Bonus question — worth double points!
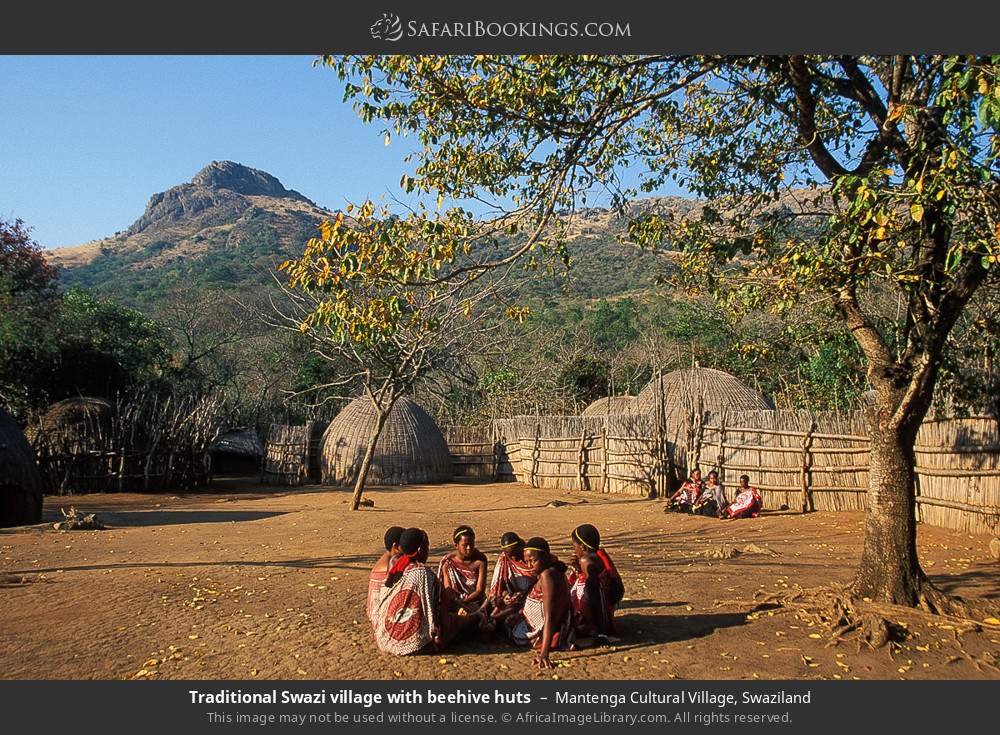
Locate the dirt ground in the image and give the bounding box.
[1,479,997,681]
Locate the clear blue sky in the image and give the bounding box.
[1,56,683,249]
[0,56,421,248]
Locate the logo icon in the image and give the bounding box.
[370,13,403,41]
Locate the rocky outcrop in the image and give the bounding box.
[191,160,312,201]
[125,161,315,237]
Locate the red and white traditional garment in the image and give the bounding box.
[437,553,484,601]
[489,552,536,601]
[676,480,703,506]
[726,486,763,518]
[568,549,624,635]
[508,577,573,650]
[371,562,438,656]
[366,569,387,623]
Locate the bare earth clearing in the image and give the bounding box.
[1,481,997,680]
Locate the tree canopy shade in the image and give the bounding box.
[328,55,1000,618]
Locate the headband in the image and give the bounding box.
[500,540,520,549]
[454,527,473,541]
[573,528,597,550]
[523,546,547,553]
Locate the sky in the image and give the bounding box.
[0,56,426,248]
[1,55,688,250]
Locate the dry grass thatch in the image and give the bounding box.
[0,408,44,527]
[580,395,637,417]
[319,397,452,486]
[33,397,114,452]
[209,428,263,458]
[636,367,774,415]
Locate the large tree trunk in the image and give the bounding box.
[853,421,924,605]
[350,404,392,511]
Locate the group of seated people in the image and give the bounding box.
[666,469,763,519]
[367,523,624,669]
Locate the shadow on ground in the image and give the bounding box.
[39,509,287,527]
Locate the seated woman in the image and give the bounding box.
[435,525,492,644]
[371,527,439,655]
[489,532,535,602]
[507,537,573,670]
[724,474,763,519]
[488,532,537,627]
[666,468,703,513]
[367,525,404,622]
[693,471,727,517]
[568,523,625,643]
[438,525,488,614]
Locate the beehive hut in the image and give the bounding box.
[636,367,773,437]
[33,397,114,453]
[320,397,452,485]
[0,409,44,527]
[208,428,264,475]
[581,395,637,417]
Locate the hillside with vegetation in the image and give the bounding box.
[30,161,996,426]
[50,161,680,305]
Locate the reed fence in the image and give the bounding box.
[260,422,327,485]
[30,394,223,494]
[444,413,675,497]
[443,410,1000,536]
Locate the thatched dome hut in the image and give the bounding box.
[208,428,264,475]
[581,395,637,417]
[636,367,773,424]
[320,397,452,486]
[0,409,44,527]
[33,397,114,452]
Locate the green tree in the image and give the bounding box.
[50,288,169,400]
[277,207,511,509]
[0,218,59,413]
[585,298,640,351]
[328,55,1000,618]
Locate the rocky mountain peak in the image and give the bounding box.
[121,161,320,238]
[191,161,311,203]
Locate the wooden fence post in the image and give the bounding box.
[717,414,727,482]
[801,419,816,513]
[691,412,706,473]
[600,423,609,493]
[685,407,697,475]
[491,422,501,483]
[577,429,587,492]
[530,424,540,488]
[116,448,126,492]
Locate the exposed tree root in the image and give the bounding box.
[755,581,1000,654]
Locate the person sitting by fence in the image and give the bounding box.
[371,527,439,655]
[666,468,704,513]
[693,470,728,517]
[568,524,625,644]
[507,537,573,670]
[367,525,404,622]
[724,475,764,519]
[488,532,536,622]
